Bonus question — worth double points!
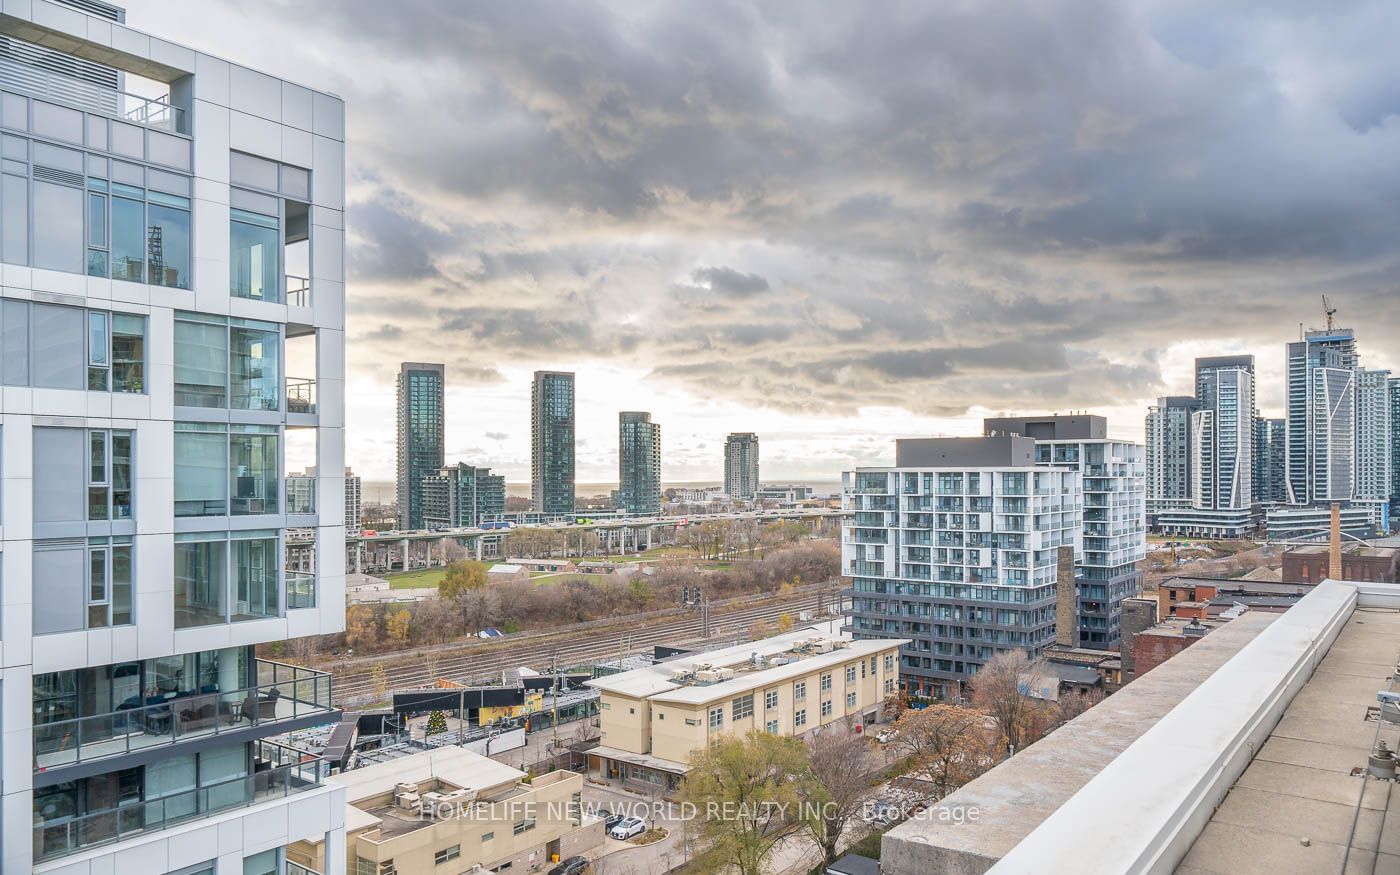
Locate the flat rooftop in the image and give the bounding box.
[587,624,905,703]
[333,745,523,807]
[1176,606,1400,873]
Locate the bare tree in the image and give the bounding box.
[969,652,1050,754]
[801,725,876,866]
[889,704,998,799]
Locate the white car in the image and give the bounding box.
[609,816,647,840]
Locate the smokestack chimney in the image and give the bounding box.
[1055,545,1077,648]
[1329,502,1342,580]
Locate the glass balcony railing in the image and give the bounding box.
[33,660,334,770]
[33,740,322,863]
[285,476,317,514]
[286,275,311,308]
[286,378,317,414]
[286,571,316,609]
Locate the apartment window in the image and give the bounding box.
[794,681,806,702]
[885,678,896,694]
[481,832,494,842]
[884,654,895,673]
[33,536,133,633]
[846,666,857,685]
[846,692,857,709]
[732,694,754,721]
[34,427,133,525]
[766,720,779,734]
[708,706,724,728]
[355,860,375,875]
[821,700,833,718]
[765,690,778,710]
[512,818,536,835]
[794,709,807,728]
[2,301,145,392]
[174,313,281,410]
[76,165,193,288]
[820,673,832,693]
[174,530,279,627]
[685,718,700,726]
[174,423,279,516]
[243,849,278,875]
[434,845,460,865]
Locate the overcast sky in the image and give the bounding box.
[126,1,1400,485]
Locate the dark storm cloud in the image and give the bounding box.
[219,0,1400,415]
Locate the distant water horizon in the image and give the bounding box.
[359,479,843,504]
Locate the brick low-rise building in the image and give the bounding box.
[1281,544,1399,584]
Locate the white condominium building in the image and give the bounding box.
[842,435,1081,700]
[0,1,348,872]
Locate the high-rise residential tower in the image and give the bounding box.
[1145,396,1201,517]
[618,411,662,514]
[531,370,575,514]
[1391,377,1400,511]
[1356,369,1393,521]
[1285,328,1357,505]
[983,415,1146,650]
[843,436,1080,699]
[1150,357,1258,538]
[345,466,363,531]
[1253,417,1287,504]
[724,432,760,500]
[395,362,445,530]
[4,2,348,870]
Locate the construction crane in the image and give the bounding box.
[1322,295,1338,331]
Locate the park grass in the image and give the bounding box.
[385,568,448,590]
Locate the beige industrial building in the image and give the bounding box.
[289,747,603,874]
[586,627,907,793]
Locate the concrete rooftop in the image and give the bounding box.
[881,612,1278,874]
[1176,606,1400,874]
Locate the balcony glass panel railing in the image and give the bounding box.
[286,378,317,414]
[286,571,316,609]
[33,660,333,770]
[0,55,187,134]
[33,740,322,863]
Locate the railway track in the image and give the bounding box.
[329,583,837,705]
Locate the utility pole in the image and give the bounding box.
[702,596,710,637]
[550,651,560,759]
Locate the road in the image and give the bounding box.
[326,581,839,704]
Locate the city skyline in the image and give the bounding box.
[116,1,1400,486]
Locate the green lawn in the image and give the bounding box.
[385,568,448,590]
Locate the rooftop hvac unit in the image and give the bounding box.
[394,791,420,811]
[809,639,836,654]
[420,791,449,813]
[671,668,696,682]
[395,781,420,796]
[767,656,790,666]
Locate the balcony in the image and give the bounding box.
[33,660,334,771]
[287,274,312,308]
[287,377,318,415]
[33,740,322,863]
[0,52,187,133]
[287,570,317,609]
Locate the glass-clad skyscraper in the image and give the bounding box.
[532,370,576,514]
[619,411,662,514]
[396,362,445,529]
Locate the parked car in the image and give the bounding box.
[547,857,592,875]
[609,816,647,840]
[598,810,625,832]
